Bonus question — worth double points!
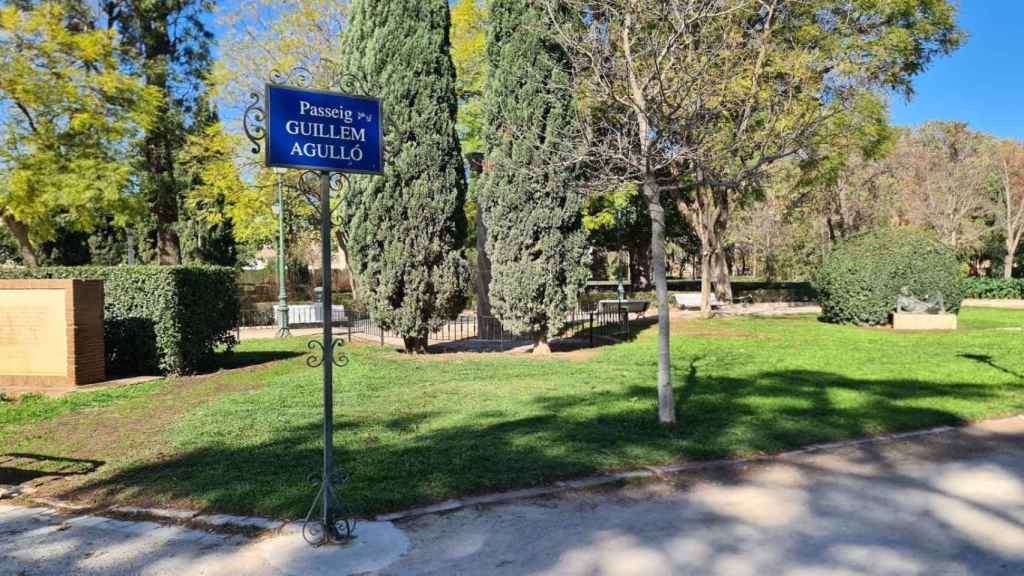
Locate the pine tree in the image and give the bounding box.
[341,0,469,353]
[106,0,214,265]
[479,0,590,353]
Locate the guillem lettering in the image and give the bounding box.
[285,120,366,142]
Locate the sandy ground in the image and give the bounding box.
[2,417,1023,575]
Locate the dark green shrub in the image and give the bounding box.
[961,277,1024,299]
[0,266,239,375]
[813,229,962,325]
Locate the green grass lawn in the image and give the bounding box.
[2,308,1023,518]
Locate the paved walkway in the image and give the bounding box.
[2,418,1023,575]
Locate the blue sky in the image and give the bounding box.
[209,2,1021,141]
[889,1,1024,140]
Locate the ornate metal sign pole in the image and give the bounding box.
[245,67,384,546]
[316,170,337,537]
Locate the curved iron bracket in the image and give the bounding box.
[306,338,349,369]
[271,66,316,89]
[294,171,350,220]
[243,92,266,154]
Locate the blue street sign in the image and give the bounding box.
[265,84,383,174]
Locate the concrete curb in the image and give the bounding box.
[21,499,287,536]
[17,415,1024,529]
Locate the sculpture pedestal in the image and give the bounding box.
[893,313,958,331]
[0,279,105,397]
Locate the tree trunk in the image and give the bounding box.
[1006,245,1016,279]
[709,192,732,304]
[403,335,427,354]
[677,184,725,318]
[476,212,492,323]
[334,228,360,304]
[136,13,181,266]
[711,247,733,303]
[643,177,674,425]
[628,241,650,289]
[700,244,713,318]
[532,333,551,355]
[3,214,37,266]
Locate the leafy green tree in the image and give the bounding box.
[479,0,590,353]
[177,121,244,266]
[451,0,487,155]
[795,92,896,244]
[545,0,962,424]
[214,0,347,271]
[341,0,469,353]
[213,0,348,114]
[0,2,158,266]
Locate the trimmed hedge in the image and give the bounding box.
[0,266,239,375]
[814,229,962,326]
[961,277,1024,299]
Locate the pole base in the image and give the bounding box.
[302,479,356,547]
[277,307,291,338]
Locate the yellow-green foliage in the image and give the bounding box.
[451,0,487,153]
[0,3,159,242]
[179,123,279,247]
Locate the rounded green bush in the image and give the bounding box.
[814,228,963,325]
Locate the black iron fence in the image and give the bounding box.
[237,303,639,351]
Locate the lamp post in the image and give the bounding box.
[616,204,626,302]
[273,168,291,338]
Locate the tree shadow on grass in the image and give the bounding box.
[0,454,103,485]
[211,349,305,372]
[959,353,1024,380]
[55,365,1008,519]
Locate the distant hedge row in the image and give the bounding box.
[961,277,1024,300]
[0,266,239,375]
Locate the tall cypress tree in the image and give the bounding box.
[342,0,469,353]
[479,0,590,353]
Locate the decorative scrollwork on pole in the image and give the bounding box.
[270,66,315,89]
[243,92,266,154]
[244,67,318,155]
[295,170,349,219]
[302,480,356,547]
[305,339,349,369]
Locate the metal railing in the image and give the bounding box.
[238,307,348,329]
[237,303,640,350]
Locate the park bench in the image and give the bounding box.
[674,292,722,310]
[596,299,651,317]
